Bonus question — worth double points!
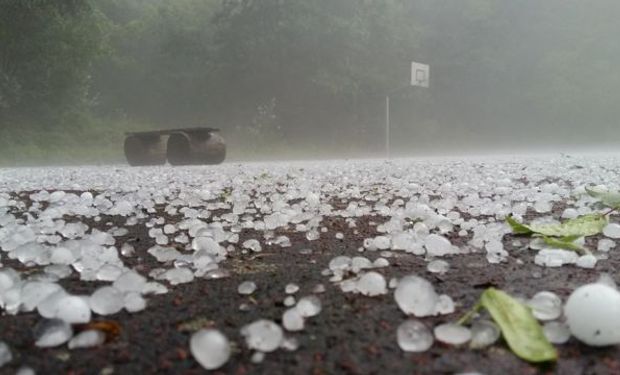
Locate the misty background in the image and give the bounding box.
[1,0,619,165]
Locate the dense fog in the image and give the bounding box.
[1,0,619,164]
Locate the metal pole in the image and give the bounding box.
[385,95,390,159]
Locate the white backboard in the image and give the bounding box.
[411,61,430,88]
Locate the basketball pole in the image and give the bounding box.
[385,95,390,159]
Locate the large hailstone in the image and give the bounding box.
[190,329,231,370]
[394,275,438,317]
[564,283,620,346]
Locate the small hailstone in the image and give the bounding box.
[373,258,389,268]
[37,290,67,318]
[528,291,563,321]
[190,329,231,370]
[251,351,265,363]
[373,236,391,250]
[120,243,135,257]
[356,272,387,296]
[282,308,305,331]
[68,330,106,349]
[388,278,398,289]
[469,320,500,349]
[576,254,597,269]
[0,341,12,367]
[55,295,91,323]
[284,296,296,307]
[597,239,616,252]
[124,292,146,313]
[603,223,620,239]
[397,320,433,352]
[96,264,123,282]
[565,282,620,346]
[543,321,571,344]
[280,336,300,351]
[434,294,455,315]
[351,257,372,272]
[113,271,147,293]
[534,249,578,267]
[425,234,458,257]
[296,296,322,317]
[335,232,344,240]
[434,323,472,345]
[394,275,438,317]
[238,281,257,295]
[329,256,352,272]
[35,319,73,348]
[163,268,195,285]
[427,260,449,274]
[241,320,284,352]
[242,239,262,252]
[312,284,326,294]
[285,283,299,294]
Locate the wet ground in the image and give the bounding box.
[2,198,620,375]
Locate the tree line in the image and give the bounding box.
[1,0,619,163]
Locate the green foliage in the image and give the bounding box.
[479,288,557,363]
[507,214,607,238]
[586,187,620,210]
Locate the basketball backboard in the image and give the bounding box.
[411,61,430,88]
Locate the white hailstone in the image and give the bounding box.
[351,257,373,273]
[373,236,391,250]
[527,291,563,321]
[163,268,194,285]
[238,281,257,295]
[163,224,177,235]
[576,254,597,269]
[35,319,73,348]
[394,275,439,317]
[50,247,75,265]
[36,290,67,318]
[603,223,620,239]
[241,320,284,352]
[296,296,322,317]
[597,239,616,252]
[251,352,265,364]
[561,208,579,219]
[388,278,399,289]
[534,249,578,267]
[96,264,123,282]
[469,320,500,349]
[284,296,296,307]
[339,279,357,293]
[305,230,320,241]
[285,283,299,294]
[312,284,326,294]
[335,232,344,240]
[113,271,147,293]
[90,286,125,315]
[55,295,91,323]
[190,329,231,370]
[68,330,106,349]
[543,321,571,344]
[148,246,181,262]
[373,258,389,268]
[0,341,11,367]
[427,260,449,274]
[434,294,455,315]
[203,269,231,280]
[356,272,387,296]
[534,200,552,213]
[242,239,262,252]
[282,308,305,331]
[120,243,135,257]
[280,337,300,352]
[396,320,434,352]
[124,292,146,313]
[565,283,620,346]
[485,241,508,264]
[142,282,169,295]
[434,323,472,345]
[424,234,456,257]
[193,237,226,256]
[20,281,63,312]
[329,256,352,273]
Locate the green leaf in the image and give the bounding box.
[506,216,533,235]
[480,288,557,363]
[541,236,584,253]
[507,214,607,238]
[585,187,620,209]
